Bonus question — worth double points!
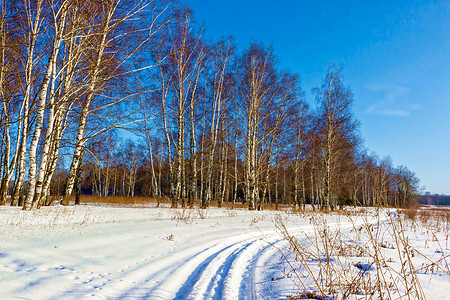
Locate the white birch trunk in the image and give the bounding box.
[62,2,115,205]
[11,0,43,206]
[32,59,59,208]
[62,103,90,205]
[24,4,67,210]
[220,135,228,206]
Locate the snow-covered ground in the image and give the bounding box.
[0,205,448,299]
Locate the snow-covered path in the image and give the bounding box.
[0,206,304,299]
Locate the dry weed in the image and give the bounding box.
[274,208,449,299]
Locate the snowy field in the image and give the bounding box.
[0,205,448,299]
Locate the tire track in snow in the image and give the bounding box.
[147,233,284,299]
[239,238,289,299]
[172,241,253,300]
[221,237,281,300]
[115,223,310,299]
[118,238,261,299]
[109,230,284,299]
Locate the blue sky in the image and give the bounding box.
[183,0,450,195]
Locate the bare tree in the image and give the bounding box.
[139,93,160,198]
[202,38,235,208]
[8,0,44,206]
[237,43,276,209]
[237,43,298,210]
[23,0,71,210]
[61,0,170,206]
[0,0,22,204]
[291,101,310,210]
[314,66,359,210]
[148,6,206,208]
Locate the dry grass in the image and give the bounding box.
[69,195,284,210]
[68,195,171,207]
[170,208,208,223]
[275,207,449,299]
[209,201,248,209]
[402,206,450,228]
[1,205,102,227]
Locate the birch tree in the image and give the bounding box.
[9,0,45,206]
[151,35,175,202]
[23,0,71,210]
[14,0,100,208]
[202,38,235,208]
[139,91,160,198]
[291,101,310,210]
[61,0,170,205]
[150,6,206,208]
[33,0,100,206]
[259,72,299,210]
[0,0,22,204]
[237,43,290,210]
[314,66,359,210]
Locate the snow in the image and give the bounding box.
[0,205,448,299]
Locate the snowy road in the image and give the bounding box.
[0,206,303,299]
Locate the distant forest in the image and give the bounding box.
[0,0,420,211]
[419,194,450,206]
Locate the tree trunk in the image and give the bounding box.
[24,31,64,210]
[25,2,69,210]
[220,139,228,206]
[62,103,90,205]
[74,150,84,205]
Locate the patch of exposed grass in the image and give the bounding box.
[68,195,170,207]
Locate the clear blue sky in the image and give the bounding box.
[183,0,450,195]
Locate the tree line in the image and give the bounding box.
[419,193,450,206]
[0,0,420,211]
